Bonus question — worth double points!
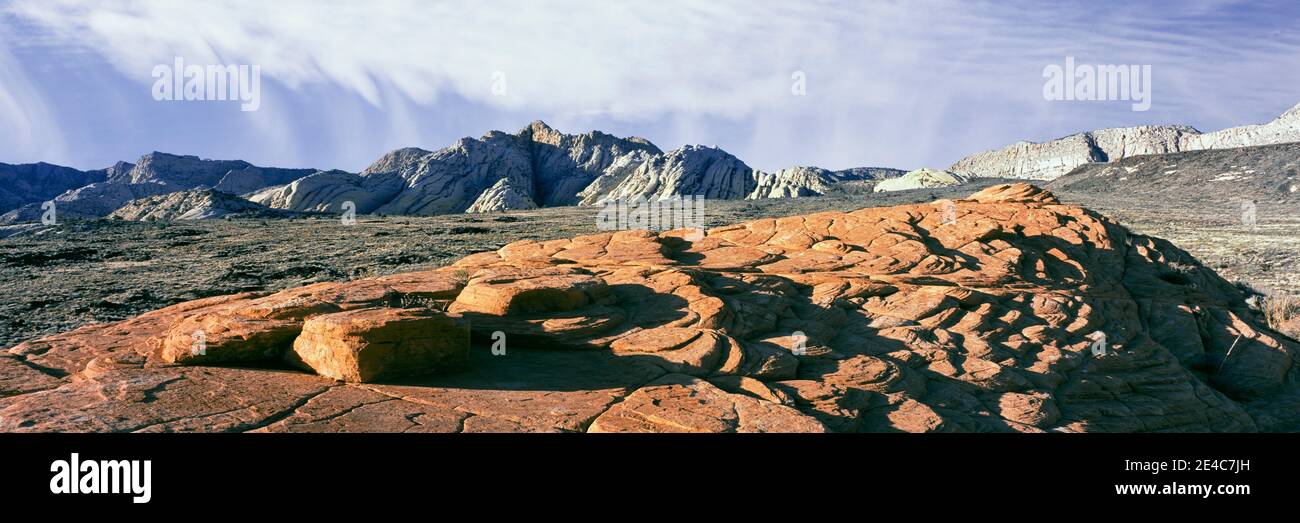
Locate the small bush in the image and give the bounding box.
[1263,292,1300,341]
[451,269,471,286]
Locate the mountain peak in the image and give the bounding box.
[527,119,556,133]
[519,119,564,145]
[139,151,190,161]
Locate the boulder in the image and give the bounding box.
[290,308,470,383]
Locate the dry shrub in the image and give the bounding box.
[1263,292,1300,341]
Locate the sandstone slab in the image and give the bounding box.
[291,308,470,383]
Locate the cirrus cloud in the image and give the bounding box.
[2,0,1298,173]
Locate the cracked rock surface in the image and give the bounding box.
[3,184,1298,432]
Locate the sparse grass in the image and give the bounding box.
[1262,292,1300,340]
[394,295,452,311]
[450,268,471,285]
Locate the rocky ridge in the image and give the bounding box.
[3,184,1296,433]
[0,161,113,214]
[0,152,315,224]
[0,123,906,224]
[951,103,1300,180]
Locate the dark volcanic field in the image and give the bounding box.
[1,177,1296,349]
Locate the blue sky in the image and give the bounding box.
[1,0,1298,173]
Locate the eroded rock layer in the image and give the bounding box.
[3,184,1297,433]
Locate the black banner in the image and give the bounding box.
[0,434,1288,512]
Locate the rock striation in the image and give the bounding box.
[4,184,1297,433]
[951,103,1300,180]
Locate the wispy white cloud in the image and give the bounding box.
[0,27,66,163]
[6,0,851,115]
[2,0,1298,172]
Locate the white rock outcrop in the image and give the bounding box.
[748,166,904,199]
[259,122,903,214]
[108,188,284,221]
[873,168,968,193]
[521,121,662,206]
[591,145,756,204]
[465,178,539,213]
[951,103,1300,180]
[248,170,404,213]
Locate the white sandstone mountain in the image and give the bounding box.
[0,122,903,223]
[873,168,969,192]
[748,166,905,199]
[14,103,1298,224]
[0,161,120,214]
[950,103,1300,180]
[254,121,895,216]
[108,188,291,221]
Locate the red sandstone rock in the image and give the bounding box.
[3,184,1296,432]
[290,308,470,383]
[588,374,826,433]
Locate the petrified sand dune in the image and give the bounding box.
[3,184,1298,433]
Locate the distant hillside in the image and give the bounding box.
[11,102,1299,224]
[951,103,1300,180]
[1048,141,1300,203]
[0,122,908,223]
[0,153,315,224]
